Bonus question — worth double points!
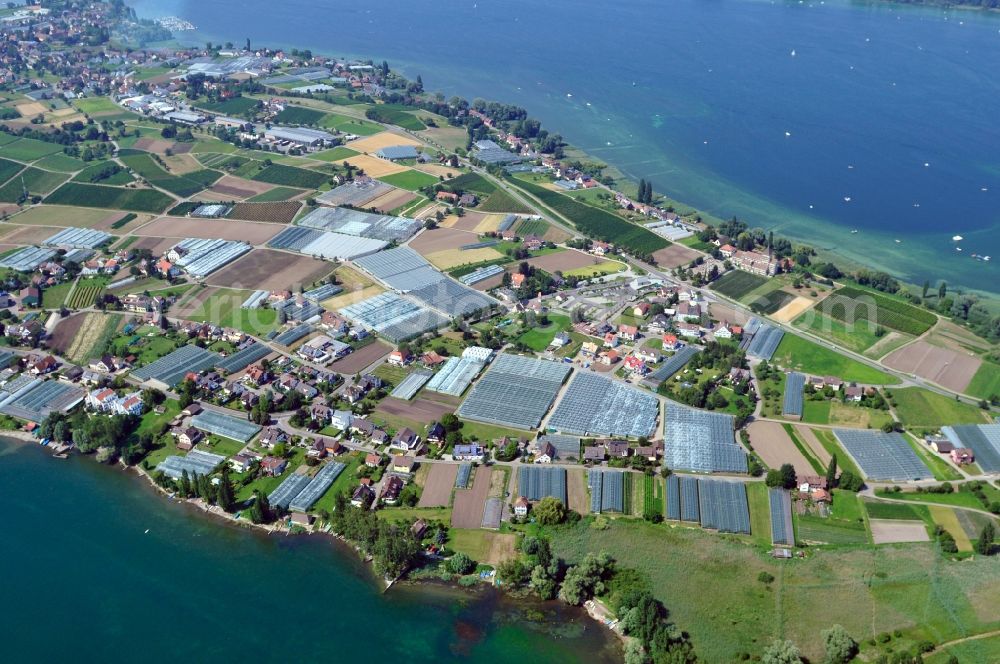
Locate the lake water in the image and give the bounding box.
[129,0,1000,295]
[0,440,619,663]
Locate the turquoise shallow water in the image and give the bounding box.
[0,440,619,663]
[131,0,1000,295]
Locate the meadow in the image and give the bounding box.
[45,183,173,213]
[710,270,768,300]
[886,387,988,428]
[771,334,897,385]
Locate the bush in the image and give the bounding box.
[448,552,476,575]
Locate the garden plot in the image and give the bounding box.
[869,519,930,545]
[417,463,458,508]
[208,175,276,199]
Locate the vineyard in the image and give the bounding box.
[68,282,105,309]
[710,270,768,299]
[476,189,533,213]
[45,183,173,213]
[643,474,664,519]
[821,286,936,335]
[622,472,634,516]
[512,177,668,257]
[251,163,328,189]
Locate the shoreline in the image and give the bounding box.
[8,436,625,650]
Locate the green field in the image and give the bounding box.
[793,311,884,353]
[513,218,548,236]
[184,288,279,335]
[319,113,383,135]
[876,483,1000,511]
[642,474,664,518]
[67,281,107,309]
[73,161,134,185]
[516,314,571,351]
[0,167,68,200]
[445,172,497,195]
[251,163,327,189]
[41,281,73,308]
[32,153,87,173]
[119,150,221,197]
[1,137,64,161]
[772,333,898,384]
[966,361,1000,400]
[72,97,123,116]
[195,96,260,117]
[864,500,930,522]
[45,183,173,213]
[820,286,937,336]
[887,387,988,428]
[274,106,327,125]
[0,157,23,184]
[311,146,359,162]
[377,169,438,191]
[476,189,534,214]
[364,106,426,130]
[710,270,769,299]
[511,176,668,256]
[247,187,303,202]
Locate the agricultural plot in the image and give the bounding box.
[45,183,173,213]
[710,271,769,300]
[1,137,64,161]
[67,281,105,309]
[445,173,496,195]
[364,106,426,130]
[887,387,987,428]
[247,187,302,203]
[73,161,134,186]
[376,169,438,191]
[0,167,67,201]
[793,311,884,353]
[772,333,896,384]
[833,429,933,481]
[512,177,668,256]
[251,163,327,189]
[319,113,383,135]
[476,189,533,214]
[819,286,937,336]
[119,151,221,197]
[0,157,23,184]
[62,313,119,363]
[883,340,981,394]
[417,463,459,508]
[227,201,301,223]
[643,474,664,519]
[274,106,326,125]
[748,290,796,316]
[195,96,260,117]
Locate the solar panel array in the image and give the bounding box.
[0,379,84,421]
[269,473,312,510]
[43,227,112,248]
[662,402,747,473]
[833,429,933,480]
[769,488,793,546]
[425,356,485,396]
[131,344,219,388]
[288,461,346,512]
[390,370,433,400]
[171,238,251,277]
[273,325,312,347]
[455,463,472,488]
[741,318,784,360]
[547,371,658,438]
[353,247,444,291]
[537,434,582,460]
[297,206,422,242]
[459,264,504,285]
[457,354,570,430]
[518,466,567,504]
[156,449,225,480]
[698,480,751,534]
[942,424,1000,472]
[588,470,625,513]
[191,410,262,443]
[216,343,270,374]
[339,292,448,343]
[408,279,497,318]
[0,246,57,271]
[680,476,700,522]
[666,475,681,520]
[646,346,700,383]
[783,372,805,417]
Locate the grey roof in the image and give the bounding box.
[698,479,750,534]
[288,461,346,512]
[390,370,433,400]
[646,346,700,383]
[407,279,497,318]
[156,449,225,480]
[172,238,251,277]
[662,402,747,473]
[680,476,700,521]
[458,264,504,286]
[274,325,312,347]
[741,318,784,360]
[941,424,1000,472]
[0,246,57,271]
[0,379,84,422]
[375,145,419,160]
[298,206,422,242]
[43,227,112,249]
[588,469,625,513]
[191,410,261,443]
[353,246,444,291]
[457,354,570,430]
[216,343,270,374]
[268,226,386,260]
[769,488,793,546]
[131,345,220,388]
[269,473,312,510]
[518,466,567,504]
[315,180,394,207]
[264,126,336,144]
[424,356,484,396]
[339,292,447,343]
[537,434,581,460]
[302,283,344,302]
[455,463,472,488]
[782,372,805,417]
[833,429,933,480]
[547,371,658,438]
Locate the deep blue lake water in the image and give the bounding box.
[132,0,1000,295]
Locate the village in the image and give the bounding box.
[1,4,999,662]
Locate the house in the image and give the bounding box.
[618,324,639,342]
[436,190,459,203]
[729,367,751,383]
[603,332,619,348]
[514,496,530,517]
[90,355,117,373]
[18,287,40,307]
[382,476,404,504]
[244,363,271,386]
[420,351,446,367]
[798,476,828,493]
[590,241,612,257]
[511,273,526,288]
[307,438,327,459]
[811,489,831,504]
[31,355,58,375]
[229,454,253,473]
[844,385,863,402]
[391,427,421,452]
[676,302,701,321]
[387,348,413,366]
[391,455,417,475]
[581,341,599,358]
[606,441,630,458]
[330,409,354,431]
[950,448,975,465]
[522,234,543,251]
[365,453,383,468]
[598,350,619,366]
[182,403,203,417]
[661,333,681,351]
[550,331,571,348]
[411,519,428,540]
[646,314,671,335]
[177,427,203,450]
[426,422,446,445]
[676,322,702,338]
[623,356,648,376]
[351,483,375,507]
[261,456,287,477]
[259,426,287,448]
[713,323,733,339]
[583,446,606,463]
[632,302,651,317]
[927,438,954,454]
[290,512,314,528]
[323,439,344,456]
[634,445,659,462]
[533,441,556,464]
[824,376,844,391]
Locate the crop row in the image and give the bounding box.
[822,290,934,335]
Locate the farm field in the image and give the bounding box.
[195,96,260,117]
[451,467,492,529]
[311,146,359,162]
[1,137,64,161]
[45,182,173,213]
[73,161,134,185]
[274,106,326,125]
[820,286,937,336]
[6,205,120,228]
[251,163,328,189]
[207,249,332,291]
[882,340,981,394]
[0,167,68,200]
[417,463,459,508]
[476,189,533,213]
[247,187,303,203]
[516,314,571,351]
[868,519,931,544]
[526,249,615,275]
[448,529,517,567]
[445,172,496,195]
[135,217,283,244]
[329,340,391,374]
[227,201,301,223]
[180,287,279,334]
[551,518,1000,663]
[60,312,120,363]
[886,387,988,428]
[207,174,275,199]
[363,106,425,130]
[376,169,438,191]
[710,270,769,300]
[966,361,1000,400]
[67,280,107,309]
[650,243,701,269]
[772,334,897,385]
[746,420,817,476]
[319,113,383,135]
[793,311,884,353]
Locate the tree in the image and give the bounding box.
[530,564,559,599]
[939,281,947,300]
[496,558,529,586]
[825,454,838,490]
[761,639,803,664]
[448,552,475,575]
[837,470,863,492]
[533,496,567,525]
[765,464,797,490]
[822,625,858,664]
[559,552,613,605]
[216,467,236,513]
[922,280,930,298]
[976,522,994,555]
